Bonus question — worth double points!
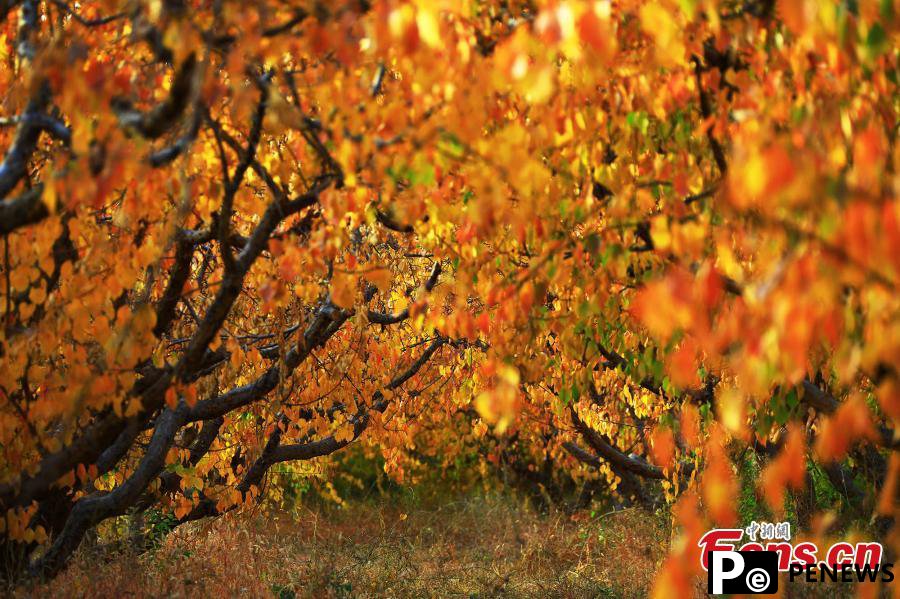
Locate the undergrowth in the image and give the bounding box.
[23,495,669,598]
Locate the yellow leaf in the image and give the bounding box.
[334,423,355,443]
[639,4,684,66]
[716,387,747,439]
[526,66,555,104]
[475,365,520,433]
[43,180,57,212]
[416,6,441,48]
[650,217,671,251]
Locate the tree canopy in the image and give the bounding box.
[0,0,897,591]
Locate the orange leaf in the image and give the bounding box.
[680,403,701,449]
[702,429,738,526]
[650,426,676,471]
[364,267,392,294]
[815,395,877,462]
[330,272,357,309]
[759,424,807,512]
[878,454,900,515]
[165,387,178,409]
[666,337,701,390]
[577,8,615,60]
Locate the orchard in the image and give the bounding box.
[0,0,897,595]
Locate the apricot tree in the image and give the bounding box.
[0,0,897,589]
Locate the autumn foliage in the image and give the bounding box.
[0,0,898,590]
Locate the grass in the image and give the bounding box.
[23,495,670,598]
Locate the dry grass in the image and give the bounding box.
[23,496,670,598]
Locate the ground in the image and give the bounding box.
[22,495,670,598]
[19,494,878,598]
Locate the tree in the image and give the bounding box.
[0,0,896,589]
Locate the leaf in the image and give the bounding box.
[778,0,811,33]
[165,388,178,409]
[878,454,900,515]
[680,403,701,449]
[474,365,520,434]
[702,428,738,526]
[866,23,887,56]
[759,424,806,512]
[334,423,355,444]
[577,7,615,60]
[877,379,900,422]
[649,217,670,251]
[639,4,684,66]
[815,395,878,462]
[330,272,357,309]
[415,6,441,49]
[716,387,747,440]
[364,267,392,294]
[649,426,675,470]
[665,337,700,390]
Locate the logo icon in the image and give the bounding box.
[708,550,779,594]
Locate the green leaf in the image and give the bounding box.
[867,23,888,56]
